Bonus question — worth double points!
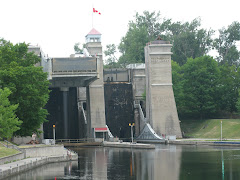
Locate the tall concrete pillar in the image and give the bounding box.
[145,40,182,138]
[85,28,106,138]
[60,87,69,139]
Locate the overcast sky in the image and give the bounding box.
[0,0,240,58]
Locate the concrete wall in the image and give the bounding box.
[0,154,78,180]
[52,57,97,72]
[145,41,182,138]
[22,145,64,158]
[131,68,146,102]
[86,41,107,138]
[0,153,24,165]
[103,69,129,82]
[13,136,39,145]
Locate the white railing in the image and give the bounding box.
[106,125,114,138]
[138,104,147,123]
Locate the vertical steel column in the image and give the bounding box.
[60,87,69,139]
[63,91,68,139]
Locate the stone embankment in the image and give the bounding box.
[0,145,77,179]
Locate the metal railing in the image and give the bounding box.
[134,102,147,123]
[56,138,96,144]
[0,140,23,152]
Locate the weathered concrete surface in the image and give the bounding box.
[0,153,24,165]
[86,40,107,138]
[20,145,65,158]
[102,141,155,149]
[103,68,130,82]
[145,41,182,138]
[13,136,40,145]
[130,67,146,101]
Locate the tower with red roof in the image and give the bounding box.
[85,28,109,139]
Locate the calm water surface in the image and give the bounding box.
[7,144,240,180]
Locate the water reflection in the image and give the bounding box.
[7,145,240,180]
[134,145,182,180]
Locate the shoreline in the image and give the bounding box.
[0,145,77,180]
[2,139,240,179]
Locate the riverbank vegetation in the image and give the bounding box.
[181,119,240,139]
[0,39,50,138]
[0,142,19,158]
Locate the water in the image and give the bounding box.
[7,144,240,180]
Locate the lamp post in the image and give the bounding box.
[53,125,56,145]
[221,121,222,141]
[129,123,135,143]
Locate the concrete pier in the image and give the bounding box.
[102,141,155,149]
[145,40,182,138]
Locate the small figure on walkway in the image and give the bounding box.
[27,133,39,144]
[32,133,37,145]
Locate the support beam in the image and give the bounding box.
[60,87,69,139]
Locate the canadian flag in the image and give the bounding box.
[93,8,101,15]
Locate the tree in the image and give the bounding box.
[181,56,220,119]
[0,39,50,136]
[118,11,214,66]
[74,43,86,54]
[0,88,22,139]
[236,90,240,113]
[171,60,184,116]
[166,18,214,65]
[213,21,240,66]
[118,11,166,66]
[216,64,240,115]
[104,44,120,68]
[118,24,149,66]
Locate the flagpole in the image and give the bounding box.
[92,5,94,28]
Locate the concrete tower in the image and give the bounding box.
[145,39,182,138]
[85,28,107,138]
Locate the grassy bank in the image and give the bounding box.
[180,119,240,139]
[0,142,20,158]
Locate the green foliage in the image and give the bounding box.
[73,43,86,54]
[217,64,240,114]
[213,21,240,66]
[118,11,166,66]
[142,90,146,101]
[236,90,240,113]
[0,39,50,136]
[104,44,121,68]
[181,56,220,119]
[0,88,22,138]
[180,119,240,139]
[118,23,149,66]
[166,18,214,65]
[172,56,240,119]
[171,60,184,113]
[118,11,214,66]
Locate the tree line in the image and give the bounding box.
[105,11,240,67]
[0,39,49,139]
[104,11,240,119]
